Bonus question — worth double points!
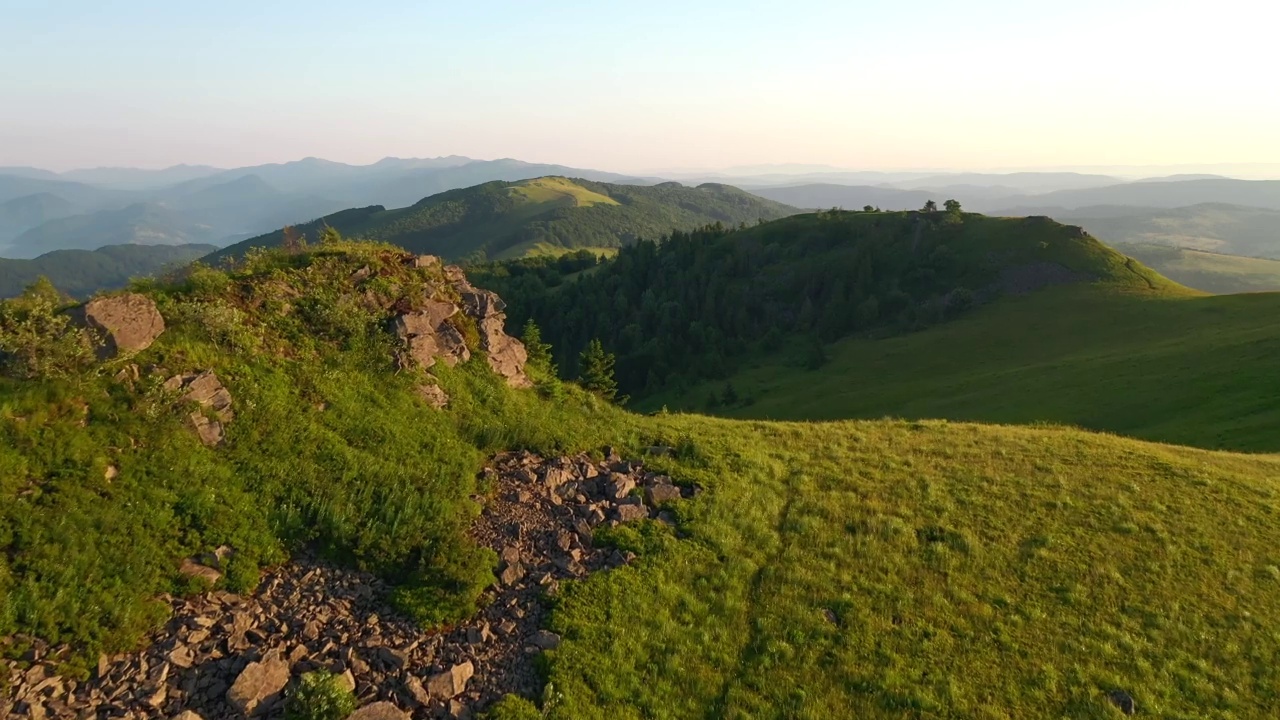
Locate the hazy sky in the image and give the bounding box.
[3,0,1277,173]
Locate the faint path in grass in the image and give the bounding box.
[706,468,803,719]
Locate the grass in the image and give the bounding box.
[1115,242,1280,294]
[508,177,620,207]
[641,282,1280,453]
[544,415,1280,719]
[8,240,1280,717]
[0,242,639,663]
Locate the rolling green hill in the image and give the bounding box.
[640,282,1280,452]
[474,209,1180,400]
[3,241,1280,718]
[0,243,217,299]
[1114,242,1280,293]
[210,177,799,263]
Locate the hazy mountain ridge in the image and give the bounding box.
[0,157,663,259]
[211,176,799,262]
[0,243,216,298]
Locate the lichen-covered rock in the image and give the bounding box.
[448,271,531,388]
[394,301,470,369]
[68,293,165,359]
[164,371,234,446]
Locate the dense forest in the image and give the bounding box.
[470,208,1132,400]
[0,243,217,299]
[211,177,798,263]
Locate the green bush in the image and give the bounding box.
[0,278,93,380]
[285,670,356,720]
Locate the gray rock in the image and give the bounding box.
[394,303,470,369]
[68,293,165,359]
[425,661,473,699]
[179,559,221,586]
[1108,690,1137,715]
[165,371,234,447]
[615,503,648,523]
[404,676,431,706]
[605,474,635,501]
[645,483,682,506]
[347,701,410,720]
[530,630,561,650]
[226,652,290,715]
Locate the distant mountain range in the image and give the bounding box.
[5,158,1280,288]
[0,157,657,258]
[0,243,215,299]
[211,177,798,263]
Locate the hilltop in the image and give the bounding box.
[211,177,799,263]
[474,208,1177,397]
[3,239,1280,718]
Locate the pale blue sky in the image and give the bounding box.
[2,0,1276,172]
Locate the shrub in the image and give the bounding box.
[286,670,356,720]
[0,278,93,380]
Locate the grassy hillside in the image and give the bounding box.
[642,283,1280,452]
[211,177,798,263]
[1115,242,1280,293]
[4,242,1280,717]
[475,209,1176,397]
[546,417,1280,719]
[0,243,217,299]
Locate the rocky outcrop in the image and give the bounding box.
[449,270,531,389]
[388,260,531,388]
[68,293,165,359]
[1,450,695,718]
[164,371,234,446]
[394,300,470,370]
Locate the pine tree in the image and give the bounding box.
[578,338,623,404]
[521,319,553,370]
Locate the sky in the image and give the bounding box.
[2,0,1278,174]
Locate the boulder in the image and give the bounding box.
[605,474,635,501]
[226,652,290,715]
[171,712,205,720]
[179,558,222,586]
[68,293,165,359]
[425,661,473,700]
[410,254,441,269]
[347,701,410,720]
[615,502,648,523]
[530,630,561,650]
[1108,690,1137,716]
[645,483,682,506]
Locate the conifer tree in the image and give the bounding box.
[578,338,623,403]
[521,319,554,370]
